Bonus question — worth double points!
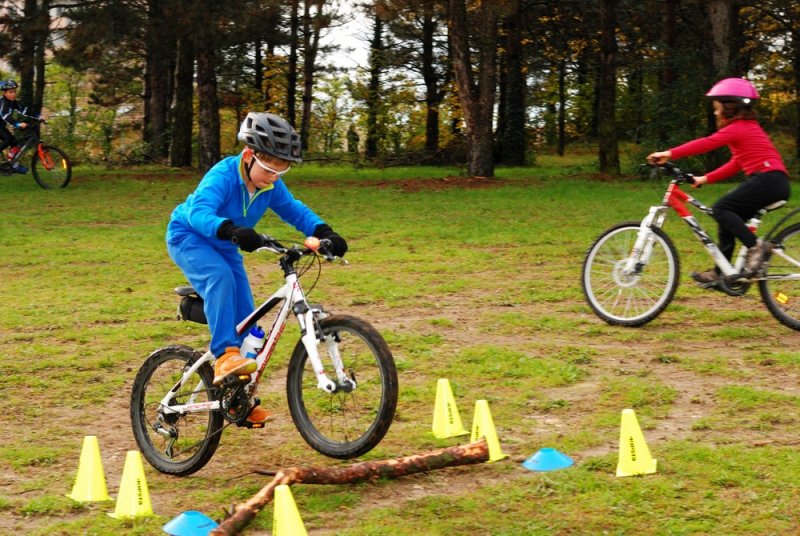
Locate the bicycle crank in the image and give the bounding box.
[218,374,253,424]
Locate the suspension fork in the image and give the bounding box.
[297,307,355,393]
[622,206,668,273]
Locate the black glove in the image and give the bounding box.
[217,220,262,252]
[313,223,348,257]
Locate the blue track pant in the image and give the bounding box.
[167,233,255,357]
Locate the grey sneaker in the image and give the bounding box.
[691,269,719,285]
[745,239,772,274]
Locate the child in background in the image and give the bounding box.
[0,80,30,174]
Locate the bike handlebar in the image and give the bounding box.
[646,162,696,185]
[231,234,340,263]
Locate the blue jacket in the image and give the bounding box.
[167,154,324,250]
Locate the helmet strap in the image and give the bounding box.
[242,149,257,185]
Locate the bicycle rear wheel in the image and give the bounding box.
[759,223,800,331]
[31,144,71,189]
[582,221,680,326]
[287,315,398,459]
[130,345,224,476]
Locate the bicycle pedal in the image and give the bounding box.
[221,374,251,386]
[235,419,268,429]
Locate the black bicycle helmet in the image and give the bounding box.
[1,79,18,91]
[237,112,302,163]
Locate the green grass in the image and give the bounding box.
[3,156,800,534]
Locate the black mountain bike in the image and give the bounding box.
[1,116,72,189]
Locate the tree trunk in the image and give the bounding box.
[448,0,498,177]
[32,0,48,114]
[421,0,440,154]
[365,7,383,160]
[597,0,619,175]
[287,0,300,124]
[195,4,220,171]
[300,0,325,152]
[557,59,566,156]
[144,0,175,160]
[657,0,677,144]
[170,14,195,167]
[17,0,38,110]
[498,0,525,166]
[210,439,490,536]
[708,0,733,77]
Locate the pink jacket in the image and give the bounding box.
[670,120,787,183]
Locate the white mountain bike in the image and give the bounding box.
[130,236,398,476]
[582,162,800,330]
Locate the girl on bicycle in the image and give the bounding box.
[0,79,30,174]
[166,112,347,425]
[648,77,790,286]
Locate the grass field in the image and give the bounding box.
[2,154,800,535]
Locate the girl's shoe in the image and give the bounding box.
[691,269,719,285]
[13,164,27,174]
[745,239,772,275]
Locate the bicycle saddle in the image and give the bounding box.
[174,285,198,296]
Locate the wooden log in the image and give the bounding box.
[210,439,490,536]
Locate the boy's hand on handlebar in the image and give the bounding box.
[217,220,263,252]
[313,224,348,257]
[647,150,671,165]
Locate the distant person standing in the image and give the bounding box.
[0,80,30,174]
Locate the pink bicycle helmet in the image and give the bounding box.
[706,78,759,105]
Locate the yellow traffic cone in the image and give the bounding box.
[470,400,506,462]
[616,409,657,477]
[273,484,308,536]
[108,451,154,519]
[67,436,112,502]
[432,379,469,438]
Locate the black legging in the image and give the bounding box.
[712,170,791,260]
[0,125,14,152]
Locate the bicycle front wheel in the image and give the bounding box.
[582,221,680,326]
[759,223,800,331]
[130,345,224,476]
[287,315,398,459]
[31,144,72,189]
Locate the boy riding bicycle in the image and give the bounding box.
[166,112,348,425]
[648,77,790,287]
[0,79,32,174]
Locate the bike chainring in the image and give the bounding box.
[0,162,12,176]
[717,277,751,297]
[218,376,252,424]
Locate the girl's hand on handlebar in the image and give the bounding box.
[691,175,708,189]
[647,150,671,164]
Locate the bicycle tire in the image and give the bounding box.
[130,345,224,476]
[31,144,72,189]
[582,221,680,326]
[287,315,398,459]
[759,222,800,331]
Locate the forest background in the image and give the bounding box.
[0,0,799,178]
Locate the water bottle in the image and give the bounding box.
[240,325,265,360]
[7,146,19,161]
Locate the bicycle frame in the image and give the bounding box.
[624,180,758,279]
[158,251,348,417]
